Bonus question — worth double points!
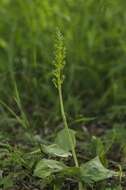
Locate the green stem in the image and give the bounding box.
[58,85,79,167]
[58,85,84,190]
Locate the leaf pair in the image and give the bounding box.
[34,156,118,185]
[33,129,118,186]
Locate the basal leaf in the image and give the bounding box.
[55,128,76,151]
[41,144,72,157]
[34,159,80,180]
[34,159,66,179]
[80,156,118,184]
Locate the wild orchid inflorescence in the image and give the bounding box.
[52,30,66,89]
[52,30,79,166]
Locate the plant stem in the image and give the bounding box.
[58,85,84,190]
[58,85,79,167]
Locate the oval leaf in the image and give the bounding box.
[34,159,66,179]
[80,156,118,184]
[41,144,72,158]
[55,128,76,151]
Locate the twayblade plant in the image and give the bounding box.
[52,29,83,189]
[52,30,79,167]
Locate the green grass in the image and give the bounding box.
[0,0,126,125]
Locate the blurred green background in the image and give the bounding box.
[0,0,126,129]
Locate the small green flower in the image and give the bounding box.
[52,30,66,88]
